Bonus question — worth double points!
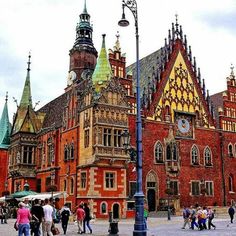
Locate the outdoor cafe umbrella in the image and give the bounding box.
[10,182,38,199]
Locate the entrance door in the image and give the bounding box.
[113,203,119,219]
[147,189,156,212]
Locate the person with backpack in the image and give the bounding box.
[207,206,216,230]
[60,203,71,234]
[181,206,191,229]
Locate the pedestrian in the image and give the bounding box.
[228,204,235,223]
[207,207,216,230]
[83,203,92,234]
[0,205,3,224]
[76,204,85,234]
[42,198,53,236]
[143,202,148,230]
[189,205,198,230]
[181,206,191,229]
[60,203,71,234]
[197,206,203,230]
[202,206,208,230]
[16,202,31,236]
[30,199,44,236]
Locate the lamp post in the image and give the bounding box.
[166,177,171,220]
[119,1,146,235]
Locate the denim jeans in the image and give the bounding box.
[18,223,30,236]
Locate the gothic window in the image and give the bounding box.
[64,145,69,161]
[103,128,112,146]
[118,67,124,78]
[47,138,54,165]
[70,143,74,159]
[101,202,107,214]
[191,145,199,165]
[63,179,67,192]
[154,141,163,163]
[81,172,86,189]
[204,147,212,166]
[166,143,178,161]
[205,181,214,196]
[70,178,74,194]
[105,172,115,189]
[191,181,200,196]
[84,129,89,148]
[229,175,234,192]
[114,129,122,147]
[228,144,234,157]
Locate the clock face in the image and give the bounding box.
[177,118,190,133]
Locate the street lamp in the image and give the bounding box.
[119,1,146,235]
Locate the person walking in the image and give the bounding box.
[60,203,71,234]
[228,204,235,224]
[16,202,31,236]
[83,203,92,234]
[76,204,85,234]
[181,206,191,229]
[30,199,44,236]
[189,205,198,230]
[207,207,216,230]
[42,198,53,236]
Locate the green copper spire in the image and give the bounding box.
[92,34,112,91]
[0,92,11,149]
[19,52,32,108]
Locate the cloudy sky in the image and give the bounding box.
[1,0,236,122]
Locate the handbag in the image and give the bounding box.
[14,221,18,231]
[51,225,60,235]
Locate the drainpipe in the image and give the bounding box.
[220,132,226,206]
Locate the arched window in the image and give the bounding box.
[191,145,199,165]
[70,178,74,194]
[154,142,163,163]
[70,143,74,159]
[63,179,67,192]
[101,202,107,214]
[173,144,178,161]
[229,175,234,192]
[166,144,171,161]
[166,143,178,161]
[64,145,68,161]
[204,147,212,166]
[229,144,233,157]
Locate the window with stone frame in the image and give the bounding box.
[204,147,212,166]
[228,144,234,157]
[23,146,33,164]
[81,172,87,189]
[229,174,234,192]
[101,202,107,214]
[154,141,163,163]
[170,180,179,195]
[70,178,74,194]
[103,128,112,147]
[47,138,54,165]
[84,129,89,148]
[205,181,214,196]
[191,145,199,165]
[63,179,67,192]
[129,181,136,198]
[166,143,178,161]
[64,145,69,161]
[114,129,122,147]
[105,172,115,189]
[191,181,200,196]
[70,143,74,159]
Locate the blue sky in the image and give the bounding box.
[0,0,236,122]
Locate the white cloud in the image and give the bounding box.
[1,0,236,122]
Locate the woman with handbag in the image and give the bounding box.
[16,202,31,236]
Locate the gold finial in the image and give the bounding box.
[5,92,8,102]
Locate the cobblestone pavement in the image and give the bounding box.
[1,216,236,236]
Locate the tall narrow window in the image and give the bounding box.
[229,144,233,157]
[205,181,214,196]
[166,145,171,161]
[84,129,89,148]
[229,175,234,192]
[154,142,163,163]
[204,147,212,166]
[105,172,115,189]
[70,143,74,159]
[114,129,122,147]
[103,128,112,146]
[70,178,74,194]
[191,181,200,196]
[64,145,68,161]
[170,181,179,195]
[81,172,87,189]
[191,145,199,165]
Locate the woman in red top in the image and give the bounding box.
[17,202,31,236]
[76,204,85,234]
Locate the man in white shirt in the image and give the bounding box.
[42,198,53,236]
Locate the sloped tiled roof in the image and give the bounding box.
[37,92,69,129]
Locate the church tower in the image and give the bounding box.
[67,0,97,87]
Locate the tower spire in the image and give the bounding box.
[0,92,11,149]
[83,0,87,14]
[19,52,32,108]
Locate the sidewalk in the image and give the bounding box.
[1,216,236,236]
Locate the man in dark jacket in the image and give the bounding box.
[60,203,71,234]
[228,205,235,223]
[83,203,92,234]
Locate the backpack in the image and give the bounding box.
[185,209,191,218]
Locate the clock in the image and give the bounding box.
[175,113,193,138]
[177,118,190,133]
